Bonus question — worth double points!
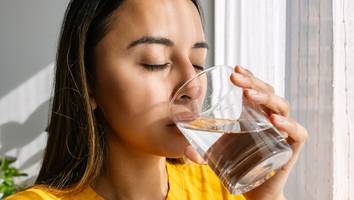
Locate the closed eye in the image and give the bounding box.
[141,63,170,71]
[141,63,205,72]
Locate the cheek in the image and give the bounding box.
[95,63,172,132]
[95,65,187,156]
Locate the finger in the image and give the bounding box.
[279,130,289,139]
[230,72,275,94]
[244,89,290,117]
[234,66,275,93]
[184,145,206,164]
[270,114,308,172]
[234,65,254,76]
[230,72,252,88]
[270,114,309,144]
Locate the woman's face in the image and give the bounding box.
[93,0,207,157]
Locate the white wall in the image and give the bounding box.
[0,0,70,185]
[214,0,286,96]
[332,0,354,198]
[285,0,354,199]
[284,0,334,198]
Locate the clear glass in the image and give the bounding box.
[169,65,292,194]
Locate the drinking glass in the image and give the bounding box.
[169,65,292,194]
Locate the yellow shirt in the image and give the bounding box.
[6,161,245,200]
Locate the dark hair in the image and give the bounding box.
[35,0,204,193]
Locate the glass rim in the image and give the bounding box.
[169,65,234,107]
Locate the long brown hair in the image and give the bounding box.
[35,0,204,193]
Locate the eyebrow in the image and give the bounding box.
[193,42,209,49]
[127,36,209,50]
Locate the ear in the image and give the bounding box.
[90,97,97,111]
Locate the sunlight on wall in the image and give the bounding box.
[0,62,54,185]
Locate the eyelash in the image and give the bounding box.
[141,63,204,72]
[141,63,170,71]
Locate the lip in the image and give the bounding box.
[173,112,199,122]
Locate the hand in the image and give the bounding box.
[230,66,308,200]
[183,65,308,200]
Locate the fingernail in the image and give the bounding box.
[247,89,258,95]
[280,131,289,138]
[246,89,266,102]
[273,114,287,124]
[232,73,248,83]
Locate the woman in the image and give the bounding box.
[7,0,308,199]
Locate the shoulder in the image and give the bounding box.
[5,186,103,200]
[5,187,58,200]
[166,161,246,200]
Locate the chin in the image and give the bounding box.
[141,124,190,158]
[154,137,189,158]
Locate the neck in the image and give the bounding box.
[92,131,169,200]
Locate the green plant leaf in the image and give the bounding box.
[0,156,28,198]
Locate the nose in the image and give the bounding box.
[173,65,203,104]
[169,63,206,122]
[175,80,202,104]
[171,75,203,121]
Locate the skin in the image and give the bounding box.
[90,0,308,199]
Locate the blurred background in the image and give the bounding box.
[0,0,353,199]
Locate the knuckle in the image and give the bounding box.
[244,69,254,76]
[295,122,309,141]
[289,118,299,130]
[265,93,273,104]
[249,77,257,89]
[282,99,291,115]
[265,83,275,93]
[302,127,309,140]
[284,99,290,109]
